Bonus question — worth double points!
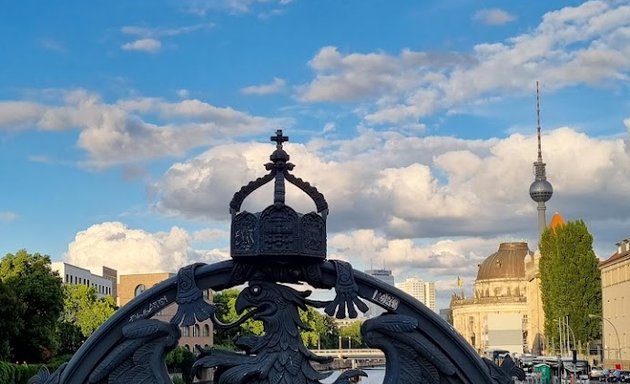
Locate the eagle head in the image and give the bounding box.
[235,281,311,321]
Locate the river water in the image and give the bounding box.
[323,368,386,383]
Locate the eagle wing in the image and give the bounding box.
[362,314,457,384]
[89,319,179,384]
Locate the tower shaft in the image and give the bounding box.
[537,202,547,236]
[529,81,553,238]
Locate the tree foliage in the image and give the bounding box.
[212,288,340,350]
[56,284,116,355]
[0,280,23,360]
[339,320,365,349]
[299,307,339,349]
[166,346,195,384]
[213,289,263,349]
[62,284,117,337]
[539,220,602,353]
[0,250,64,362]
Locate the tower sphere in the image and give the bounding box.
[529,179,553,202]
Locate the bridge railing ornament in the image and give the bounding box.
[29,130,523,384]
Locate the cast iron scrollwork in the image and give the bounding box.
[31,131,519,384]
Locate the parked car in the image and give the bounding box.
[619,370,630,383]
[591,367,604,379]
[604,369,622,382]
[599,368,616,382]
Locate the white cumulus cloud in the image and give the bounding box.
[121,38,162,53]
[241,78,286,95]
[0,212,19,221]
[65,222,228,276]
[298,1,630,125]
[153,125,630,241]
[473,8,516,26]
[0,89,286,167]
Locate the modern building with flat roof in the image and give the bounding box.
[51,261,116,299]
[396,277,436,312]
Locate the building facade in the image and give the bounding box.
[599,237,630,368]
[51,262,116,299]
[450,242,534,354]
[118,273,214,351]
[524,250,546,355]
[363,269,394,318]
[396,277,436,312]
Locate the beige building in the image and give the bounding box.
[118,273,214,351]
[599,237,630,368]
[524,249,546,355]
[396,277,436,312]
[451,242,537,354]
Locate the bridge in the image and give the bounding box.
[310,349,385,371]
[311,348,385,359]
[312,349,385,358]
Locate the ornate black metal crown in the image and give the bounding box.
[229,130,328,261]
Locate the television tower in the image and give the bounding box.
[529,82,553,236]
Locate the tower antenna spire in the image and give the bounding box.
[529,81,553,238]
[536,81,543,162]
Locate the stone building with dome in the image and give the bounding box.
[451,242,534,354]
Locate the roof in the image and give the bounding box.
[600,247,630,269]
[549,212,565,230]
[476,242,532,281]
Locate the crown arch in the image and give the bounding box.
[30,131,521,384]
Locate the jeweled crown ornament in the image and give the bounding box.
[229,130,328,260]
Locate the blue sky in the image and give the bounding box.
[1,0,629,309]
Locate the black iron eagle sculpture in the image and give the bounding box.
[193,281,365,384]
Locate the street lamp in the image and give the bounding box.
[527,323,546,355]
[553,317,576,356]
[589,314,621,363]
[565,323,577,352]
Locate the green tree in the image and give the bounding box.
[62,284,117,337]
[56,284,116,354]
[339,320,365,349]
[0,280,23,360]
[298,307,339,349]
[166,346,195,384]
[212,288,339,350]
[213,289,264,349]
[539,220,602,353]
[56,321,84,356]
[0,250,64,362]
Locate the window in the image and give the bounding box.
[181,327,190,337]
[203,324,210,337]
[134,284,146,297]
[193,324,200,337]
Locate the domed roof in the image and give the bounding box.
[529,179,553,202]
[476,242,532,281]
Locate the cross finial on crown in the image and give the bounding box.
[270,129,289,148]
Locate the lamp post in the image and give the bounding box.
[553,317,576,356]
[565,321,577,353]
[589,314,621,363]
[528,322,546,355]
